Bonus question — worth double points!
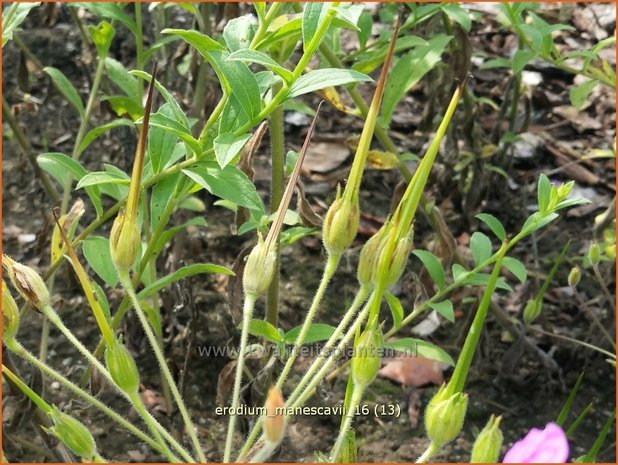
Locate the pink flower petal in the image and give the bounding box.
[503,423,569,463]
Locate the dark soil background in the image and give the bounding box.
[2,2,616,463]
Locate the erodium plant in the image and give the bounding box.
[2,2,612,463]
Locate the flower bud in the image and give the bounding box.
[587,242,601,266]
[109,210,140,272]
[243,232,277,298]
[337,430,357,463]
[424,384,468,447]
[48,406,98,461]
[263,386,286,447]
[322,185,359,257]
[471,415,503,463]
[2,281,20,341]
[567,266,581,288]
[105,337,140,395]
[523,298,542,326]
[351,325,383,387]
[376,231,414,289]
[357,223,389,288]
[2,255,50,311]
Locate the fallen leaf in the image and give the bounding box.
[378,355,446,387]
[303,141,350,173]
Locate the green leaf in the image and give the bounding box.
[512,50,535,74]
[77,2,137,34]
[82,236,118,287]
[2,2,40,47]
[302,2,325,51]
[569,79,599,109]
[227,49,294,83]
[503,256,527,284]
[105,57,140,102]
[288,68,372,98]
[480,58,511,70]
[150,171,180,232]
[452,264,513,291]
[246,319,283,344]
[412,250,445,290]
[537,174,552,214]
[149,104,178,173]
[214,132,252,169]
[522,211,559,234]
[476,213,506,241]
[384,338,454,366]
[137,263,233,300]
[131,70,189,128]
[223,15,256,52]
[384,291,404,330]
[43,67,85,117]
[381,34,452,125]
[102,96,143,119]
[147,113,201,157]
[76,171,130,190]
[78,119,134,156]
[357,11,372,49]
[470,232,492,267]
[152,218,207,261]
[556,372,585,427]
[284,323,338,345]
[37,152,103,217]
[440,3,471,32]
[428,301,454,323]
[163,29,261,120]
[182,161,265,214]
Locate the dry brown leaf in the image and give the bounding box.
[216,360,237,408]
[296,180,322,227]
[303,141,350,173]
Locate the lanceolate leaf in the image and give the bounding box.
[288,69,372,98]
[43,67,85,118]
[412,250,445,290]
[137,263,233,300]
[302,2,325,51]
[37,152,103,217]
[214,132,252,169]
[182,161,265,214]
[227,49,294,83]
[385,338,454,366]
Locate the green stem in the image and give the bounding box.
[416,441,440,463]
[60,53,107,214]
[447,243,507,395]
[275,254,340,389]
[134,2,144,95]
[224,294,257,463]
[129,393,179,462]
[39,303,195,462]
[237,294,373,461]
[118,270,206,463]
[287,287,370,404]
[329,385,363,462]
[2,364,52,414]
[5,339,170,458]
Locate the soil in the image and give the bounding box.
[2,3,616,463]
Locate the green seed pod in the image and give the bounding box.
[568,266,581,288]
[109,210,140,272]
[587,242,601,266]
[243,232,277,298]
[351,325,383,388]
[2,255,50,311]
[424,384,468,447]
[376,230,414,289]
[470,415,503,463]
[322,185,360,257]
[523,298,542,326]
[105,337,140,395]
[263,386,286,447]
[2,281,20,341]
[357,223,389,288]
[48,406,98,461]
